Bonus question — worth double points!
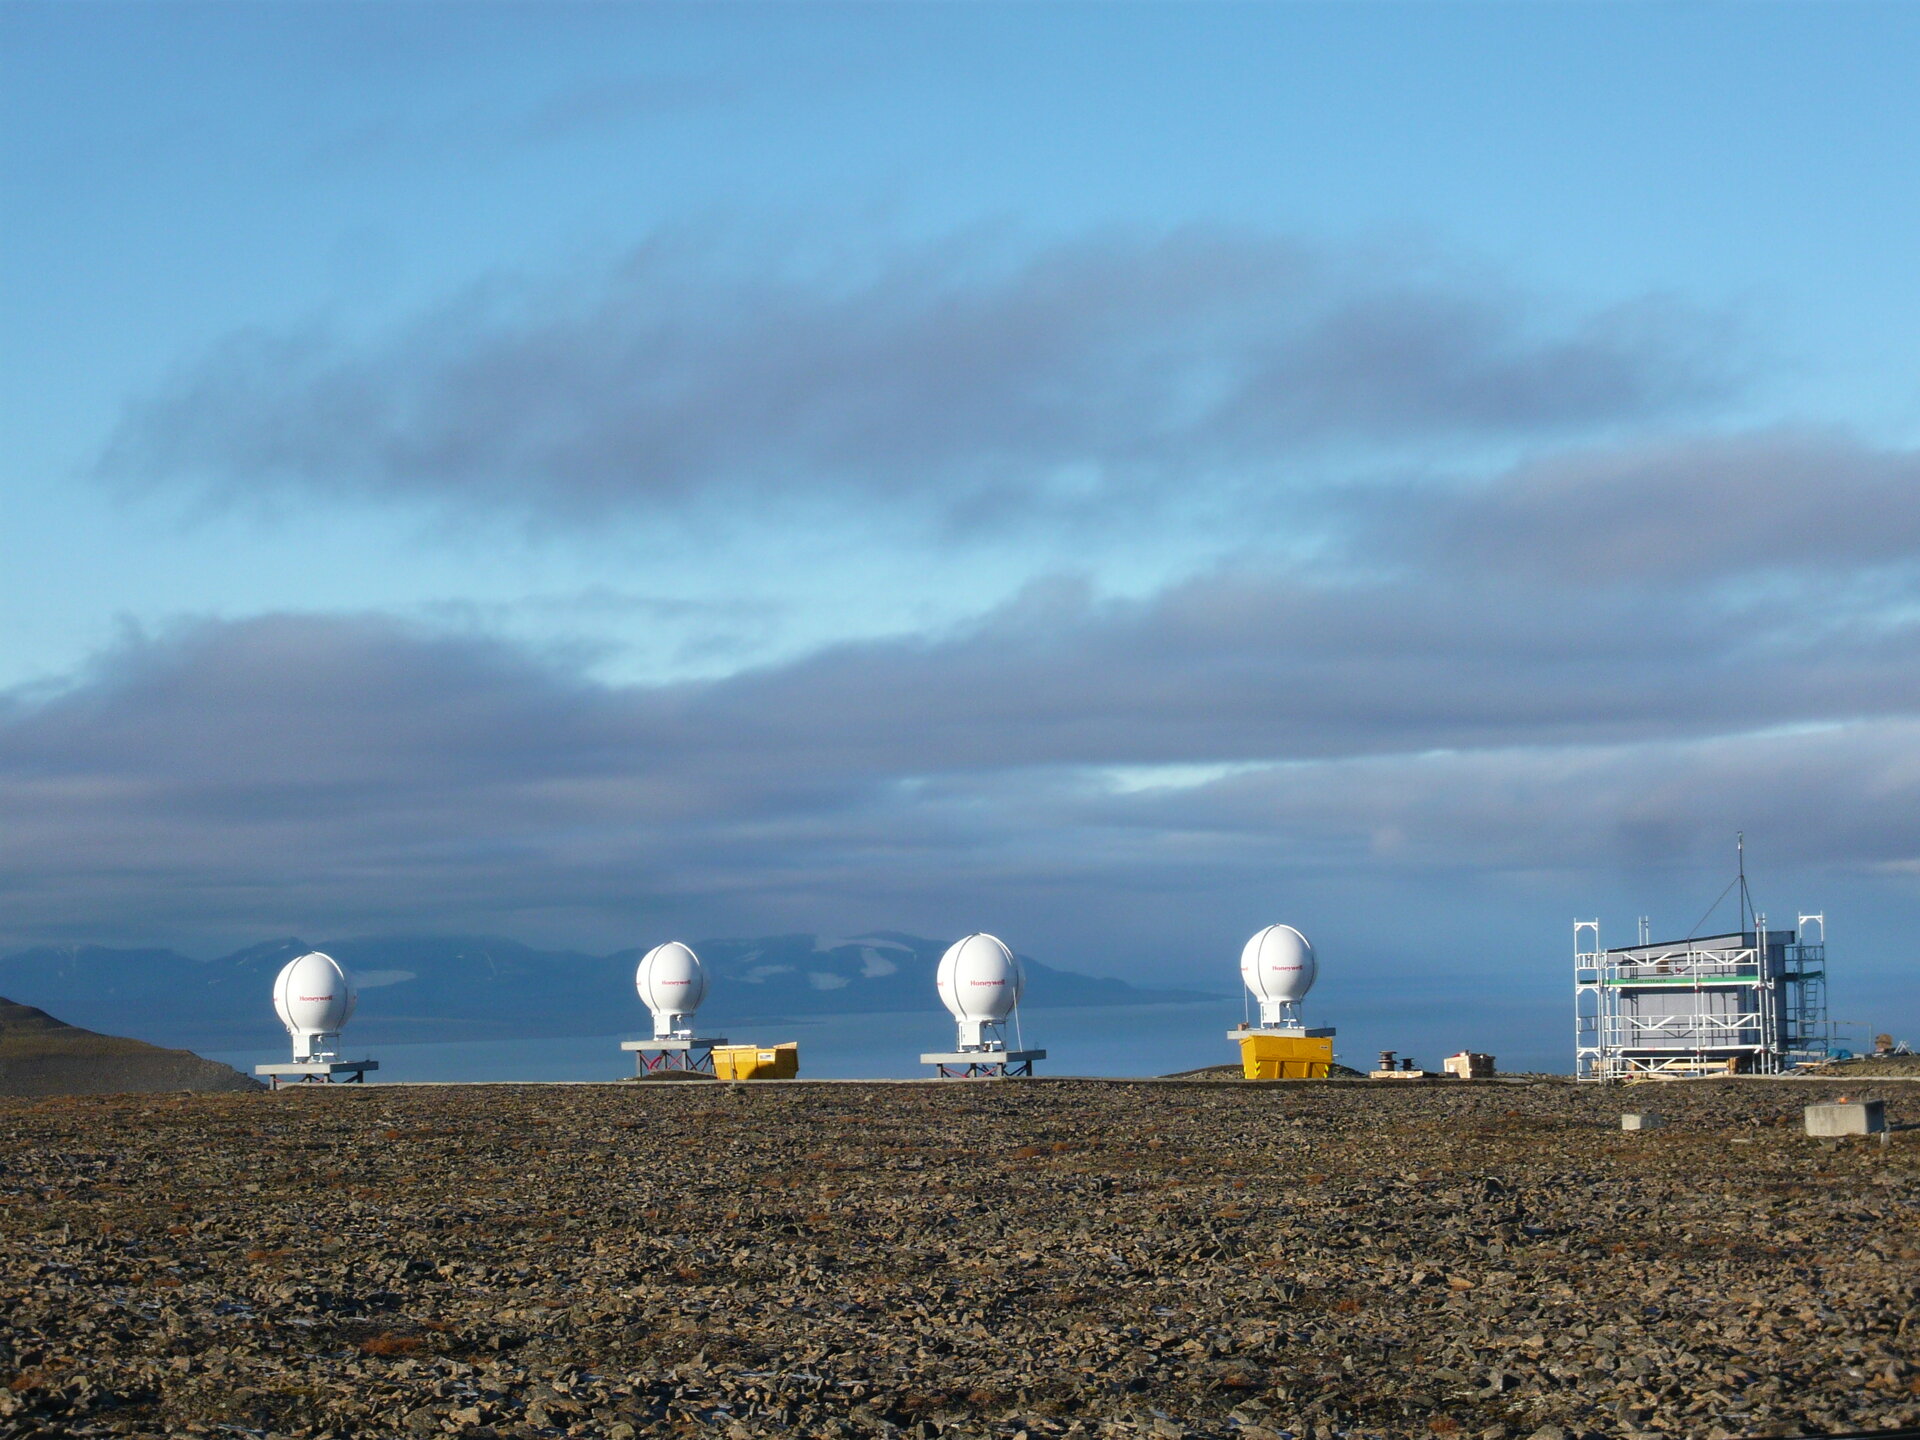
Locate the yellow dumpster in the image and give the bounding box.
[712,1042,799,1080]
[1238,1032,1333,1080]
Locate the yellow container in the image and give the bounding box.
[712,1042,799,1080]
[1238,1032,1333,1080]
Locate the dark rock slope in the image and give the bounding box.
[0,997,261,1096]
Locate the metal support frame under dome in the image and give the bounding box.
[620,1036,724,1076]
[919,1049,1046,1078]
[256,1058,378,1089]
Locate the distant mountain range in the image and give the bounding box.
[0,932,1218,1052]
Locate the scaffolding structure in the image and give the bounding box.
[1575,915,1829,1080]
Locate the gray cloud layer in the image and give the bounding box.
[98,227,1736,526]
[1394,429,1920,581]
[16,429,1920,951]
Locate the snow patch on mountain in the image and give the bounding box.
[741,964,795,984]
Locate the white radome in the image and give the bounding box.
[635,941,707,1039]
[272,951,357,1061]
[1241,924,1316,1028]
[936,933,1023,1049]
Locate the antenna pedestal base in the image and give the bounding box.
[920,1048,1046,1078]
[257,1059,378,1090]
[621,1037,726,1076]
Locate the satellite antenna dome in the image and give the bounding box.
[272,951,357,1061]
[936,933,1023,1049]
[635,941,707,1040]
[1241,924,1316,1028]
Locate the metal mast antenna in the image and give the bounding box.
[1737,832,1753,932]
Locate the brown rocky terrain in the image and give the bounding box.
[1,1079,1915,1440]
[0,997,261,1097]
[1817,1054,1920,1079]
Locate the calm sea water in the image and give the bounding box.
[209,993,1568,1083]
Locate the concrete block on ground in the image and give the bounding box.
[1804,1100,1886,1136]
[1620,1112,1662,1131]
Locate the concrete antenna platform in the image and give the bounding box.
[1805,1100,1886,1136]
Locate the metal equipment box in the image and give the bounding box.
[712,1042,798,1080]
[1238,1032,1333,1079]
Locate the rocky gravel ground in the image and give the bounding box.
[1820,1056,1920,1078]
[2,1079,1916,1440]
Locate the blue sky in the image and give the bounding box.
[3,2,1918,1054]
